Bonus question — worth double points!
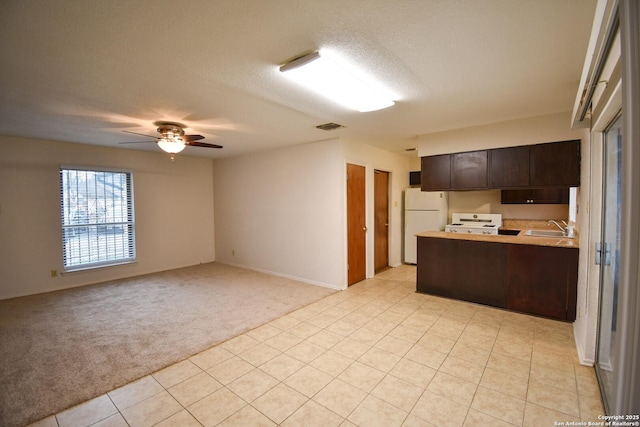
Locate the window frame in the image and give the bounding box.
[59,166,136,272]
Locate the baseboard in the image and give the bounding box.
[217,260,345,291]
[574,323,596,366]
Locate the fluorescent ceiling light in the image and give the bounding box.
[279,51,395,112]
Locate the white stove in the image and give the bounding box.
[445,213,502,235]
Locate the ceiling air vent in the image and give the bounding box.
[315,122,345,131]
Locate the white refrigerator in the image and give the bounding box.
[403,188,448,264]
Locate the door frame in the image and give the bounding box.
[593,112,622,414]
[614,0,640,411]
[344,161,398,286]
[585,92,621,363]
[587,2,640,409]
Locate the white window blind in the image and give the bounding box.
[60,167,136,271]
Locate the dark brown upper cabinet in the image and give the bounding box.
[501,188,570,204]
[489,146,530,188]
[530,140,581,187]
[420,139,580,192]
[421,154,451,191]
[451,150,488,190]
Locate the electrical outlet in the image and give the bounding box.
[50,270,58,278]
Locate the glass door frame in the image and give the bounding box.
[594,112,622,414]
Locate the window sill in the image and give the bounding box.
[62,260,137,275]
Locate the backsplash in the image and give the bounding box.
[502,219,568,231]
[447,190,569,221]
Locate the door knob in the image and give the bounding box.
[363,226,368,232]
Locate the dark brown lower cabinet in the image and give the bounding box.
[417,237,459,300]
[416,236,578,321]
[507,245,578,320]
[417,238,507,308]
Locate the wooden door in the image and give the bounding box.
[374,170,389,273]
[347,164,366,285]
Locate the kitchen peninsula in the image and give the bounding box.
[416,229,578,321]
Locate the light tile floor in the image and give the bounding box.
[29,265,604,427]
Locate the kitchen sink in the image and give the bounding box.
[524,229,567,238]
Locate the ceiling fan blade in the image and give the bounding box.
[186,141,223,149]
[119,140,156,144]
[123,130,159,139]
[184,134,205,141]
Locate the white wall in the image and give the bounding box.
[212,138,412,290]
[0,136,215,299]
[575,128,599,365]
[409,156,421,171]
[418,112,586,155]
[1,132,411,298]
[213,139,345,289]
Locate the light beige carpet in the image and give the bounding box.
[0,262,335,427]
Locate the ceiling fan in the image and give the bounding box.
[120,121,222,161]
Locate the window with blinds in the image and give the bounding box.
[60,167,136,271]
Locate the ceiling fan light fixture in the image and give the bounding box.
[120,121,222,161]
[157,135,186,154]
[279,50,395,112]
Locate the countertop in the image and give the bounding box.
[416,229,579,248]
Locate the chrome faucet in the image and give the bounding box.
[547,220,574,237]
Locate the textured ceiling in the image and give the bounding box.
[0,0,597,159]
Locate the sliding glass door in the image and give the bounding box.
[595,114,622,413]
